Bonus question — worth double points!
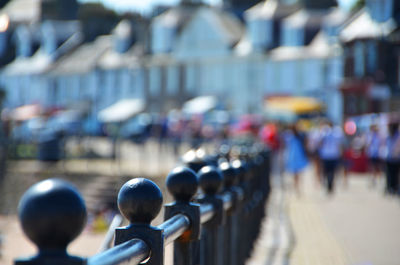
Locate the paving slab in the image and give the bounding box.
[247,167,400,265]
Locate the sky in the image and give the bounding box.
[78,0,358,14]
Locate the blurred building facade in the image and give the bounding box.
[339,0,400,119]
[0,0,397,126]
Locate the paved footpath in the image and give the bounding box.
[247,167,400,265]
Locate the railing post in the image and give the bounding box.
[246,154,263,251]
[114,178,164,265]
[164,167,201,265]
[231,159,249,264]
[14,179,87,265]
[219,161,240,265]
[196,165,224,265]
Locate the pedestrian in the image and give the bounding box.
[307,121,323,187]
[382,121,400,195]
[260,122,284,186]
[365,124,383,186]
[318,120,344,194]
[283,123,308,195]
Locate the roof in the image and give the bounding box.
[98,98,145,123]
[97,44,143,70]
[41,20,81,44]
[50,36,112,75]
[322,7,349,29]
[269,31,338,60]
[234,37,253,56]
[13,23,41,44]
[211,8,244,46]
[112,20,133,39]
[339,8,397,42]
[2,51,53,75]
[172,6,244,56]
[152,5,197,32]
[284,9,309,28]
[2,21,83,75]
[308,31,338,56]
[284,9,329,29]
[0,0,41,24]
[245,0,299,20]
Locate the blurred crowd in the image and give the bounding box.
[2,105,400,198]
[259,113,400,197]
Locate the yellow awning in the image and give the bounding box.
[265,97,324,114]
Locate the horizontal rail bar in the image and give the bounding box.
[158,214,190,245]
[222,193,233,211]
[98,214,124,252]
[200,203,214,223]
[88,238,150,265]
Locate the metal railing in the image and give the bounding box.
[14,144,271,265]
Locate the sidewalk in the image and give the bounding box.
[247,167,400,265]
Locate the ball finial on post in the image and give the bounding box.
[182,149,207,172]
[219,162,237,188]
[198,166,223,195]
[17,178,87,264]
[115,178,164,265]
[232,159,246,182]
[166,167,198,202]
[117,178,163,225]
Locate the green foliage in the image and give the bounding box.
[351,0,366,13]
[78,2,119,21]
[77,2,147,42]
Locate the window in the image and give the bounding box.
[132,69,145,98]
[166,66,179,95]
[367,41,377,73]
[397,57,400,87]
[368,0,393,22]
[281,25,303,47]
[354,42,365,77]
[248,19,272,50]
[280,61,296,92]
[152,24,175,54]
[185,64,195,94]
[149,67,161,96]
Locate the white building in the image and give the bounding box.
[0,0,350,125]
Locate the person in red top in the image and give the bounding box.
[260,123,281,151]
[260,122,284,186]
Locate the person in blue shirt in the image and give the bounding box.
[318,121,344,194]
[383,122,400,195]
[283,123,308,195]
[365,124,383,186]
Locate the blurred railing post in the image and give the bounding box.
[219,161,241,265]
[231,158,250,263]
[164,167,201,265]
[196,165,224,265]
